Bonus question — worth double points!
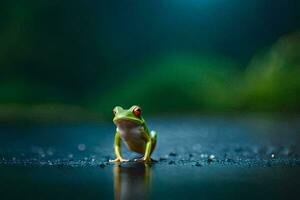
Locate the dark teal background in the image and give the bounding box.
[0,0,299,121]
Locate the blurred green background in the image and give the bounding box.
[0,0,299,122]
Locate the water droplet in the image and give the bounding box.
[168,160,175,165]
[78,144,86,151]
[200,154,207,158]
[99,163,105,168]
[169,152,177,156]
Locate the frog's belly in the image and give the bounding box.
[118,127,146,154]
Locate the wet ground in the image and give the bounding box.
[1,115,300,199]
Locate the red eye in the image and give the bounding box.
[133,107,142,117]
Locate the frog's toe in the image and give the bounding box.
[109,158,120,163]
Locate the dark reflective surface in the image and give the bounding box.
[0,116,300,199]
[1,165,300,200]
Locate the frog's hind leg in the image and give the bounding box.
[150,130,157,155]
[134,130,157,163]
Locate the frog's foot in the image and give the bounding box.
[109,157,129,163]
[134,157,152,163]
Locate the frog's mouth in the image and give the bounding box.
[114,118,141,129]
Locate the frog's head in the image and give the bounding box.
[113,105,145,128]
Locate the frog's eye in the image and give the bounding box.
[113,106,123,115]
[133,106,142,117]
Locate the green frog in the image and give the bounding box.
[109,105,157,163]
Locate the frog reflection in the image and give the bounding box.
[113,163,152,200]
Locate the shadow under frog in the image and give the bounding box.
[113,162,153,200]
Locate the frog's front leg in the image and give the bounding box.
[135,130,157,163]
[109,131,129,163]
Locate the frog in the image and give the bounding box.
[109,105,157,163]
